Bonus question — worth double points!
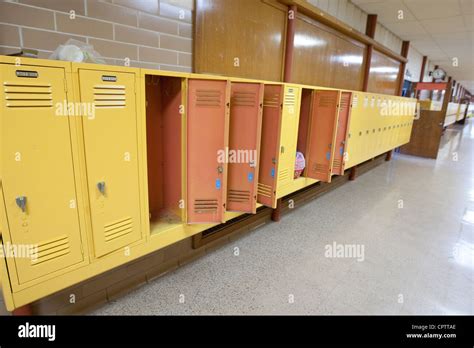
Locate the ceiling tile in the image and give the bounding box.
[352,0,416,22]
[420,16,467,34]
[383,19,429,38]
[464,15,474,30]
[403,0,461,19]
[459,0,474,14]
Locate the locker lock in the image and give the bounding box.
[217,166,224,174]
[97,181,106,195]
[16,196,27,213]
[272,158,277,164]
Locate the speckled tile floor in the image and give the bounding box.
[64,121,474,314]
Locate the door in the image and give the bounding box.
[78,69,142,257]
[187,79,230,223]
[257,85,283,208]
[400,109,444,159]
[227,82,263,214]
[305,90,340,182]
[277,85,301,189]
[332,92,352,175]
[0,64,84,284]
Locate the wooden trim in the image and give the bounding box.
[283,5,297,82]
[397,40,410,96]
[278,0,408,63]
[414,82,448,91]
[362,14,377,92]
[362,45,373,92]
[366,14,377,38]
[416,55,428,98]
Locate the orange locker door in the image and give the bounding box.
[227,82,264,213]
[187,79,230,223]
[257,85,283,208]
[332,92,352,175]
[79,69,142,257]
[305,90,339,182]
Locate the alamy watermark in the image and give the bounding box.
[55,100,95,119]
[217,147,257,165]
[380,100,417,117]
[1,242,38,261]
[324,242,365,262]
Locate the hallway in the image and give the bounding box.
[91,121,474,315]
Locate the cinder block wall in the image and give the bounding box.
[0,0,193,72]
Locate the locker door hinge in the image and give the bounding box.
[80,244,84,256]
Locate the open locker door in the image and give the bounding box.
[187,79,230,223]
[305,90,340,182]
[227,82,264,213]
[257,85,283,208]
[332,91,352,175]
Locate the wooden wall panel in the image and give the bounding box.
[367,49,401,95]
[194,0,287,81]
[290,15,365,90]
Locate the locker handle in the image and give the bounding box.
[97,181,106,195]
[281,146,285,154]
[217,166,224,174]
[16,196,27,212]
[272,158,277,164]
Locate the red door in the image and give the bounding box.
[305,90,339,183]
[187,79,230,223]
[332,92,352,175]
[257,85,283,208]
[227,82,264,213]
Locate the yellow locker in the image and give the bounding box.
[76,68,142,257]
[276,85,301,191]
[0,63,84,284]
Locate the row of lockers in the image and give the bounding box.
[0,56,416,309]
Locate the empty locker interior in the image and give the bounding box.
[295,88,313,179]
[144,74,185,231]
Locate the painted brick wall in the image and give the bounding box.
[0,0,193,72]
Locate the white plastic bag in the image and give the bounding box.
[49,39,106,64]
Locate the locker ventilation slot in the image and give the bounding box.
[93,84,126,108]
[340,97,349,110]
[4,82,53,108]
[284,92,296,106]
[232,91,256,107]
[319,95,337,108]
[313,163,328,174]
[263,93,280,108]
[194,199,218,214]
[228,189,251,203]
[30,235,70,266]
[257,183,272,198]
[195,89,221,107]
[104,217,133,242]
[333,159,342,171]
[278,168,290,182]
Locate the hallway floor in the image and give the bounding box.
[89,120,471,314]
